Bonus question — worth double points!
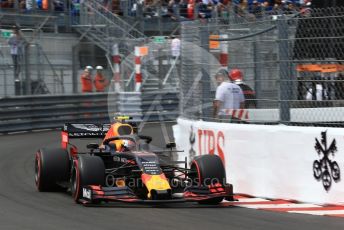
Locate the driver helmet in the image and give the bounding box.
[121,140,136,152]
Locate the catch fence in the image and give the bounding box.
[179,7,344,127]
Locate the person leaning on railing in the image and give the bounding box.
[213,72,245,119]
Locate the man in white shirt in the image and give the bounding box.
[213,72,245,118]
[171,35,181,59]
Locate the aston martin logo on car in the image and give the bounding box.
[313,131,341,191]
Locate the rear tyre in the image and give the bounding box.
[190,154,226,205]
[71,155,105,203]
[35,148,70,192]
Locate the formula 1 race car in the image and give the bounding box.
[35,117,233,205]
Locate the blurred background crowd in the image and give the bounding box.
[0,0,312,20]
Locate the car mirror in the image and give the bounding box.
[108,142,117,151]
[87,143,99,149]
[166,142,176,149]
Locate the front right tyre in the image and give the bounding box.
[189,154,226,205]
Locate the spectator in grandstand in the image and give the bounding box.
[7,26,23,80]
[19,0,28,11]
[229,69,257,108]
[235,0,249,17]
[186,0,195,19]
[109,0,122,15]
[284,1,296,14]
[198,0,214,18]
[80,66,93,93]
[53,0,64,11]
[143,0,157,17]
[93,66,109,92]
[217,0,232,19]
[179,0,189,18]
[250,0,264,18]
[25,0,33,11]
[299,0,312,15]
[273,0,284,13]
[262,0,272,11]
[0,0,14,8]
[71,0,80,16]
[36,0,42,9]
[213,72,245,119]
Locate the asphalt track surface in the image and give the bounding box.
[0,122,344,230]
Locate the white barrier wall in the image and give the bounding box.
[173,118,344,204]
[242,107,344,123]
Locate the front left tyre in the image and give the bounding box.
[35,148,70,192]
[71,155,105,203]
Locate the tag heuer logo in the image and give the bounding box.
[313,131,341,191]
[189,126,196,165]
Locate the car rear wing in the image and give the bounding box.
[61,123,111,148]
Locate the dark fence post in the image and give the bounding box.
[72,45,79,94]
[253,39,261,108]
[24,44,31,95]
[199,23,211,120]
[277,15,291,123]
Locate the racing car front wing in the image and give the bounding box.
[79,183,234,205]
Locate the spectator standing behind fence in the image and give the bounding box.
[93,66,109,92]
[213,72,245,119]
[7,27,23,80]
[171,35,181,59]
[80,66,93,93]
[305,75,328,101]
[229,69,257,108]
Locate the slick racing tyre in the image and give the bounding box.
[35,148,70,192]
[71,155,105,203]
[190,154,226,205]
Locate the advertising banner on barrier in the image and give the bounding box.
[173,118,344,204]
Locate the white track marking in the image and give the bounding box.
[289,210,344,216]
[236,203,321,209]
[235,198,269,202]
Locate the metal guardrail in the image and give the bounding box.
[0,91,179,133]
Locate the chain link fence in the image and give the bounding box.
[0,29,180,97]
[179,7,344,127]
[0,32,77,97]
